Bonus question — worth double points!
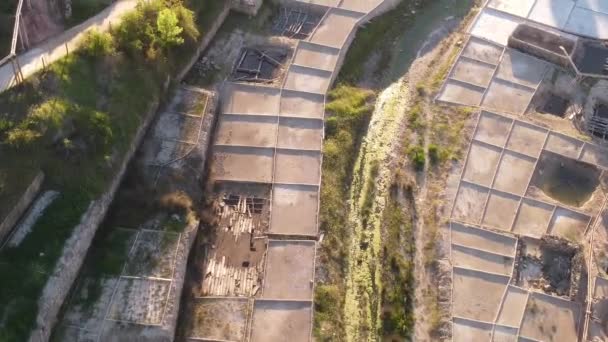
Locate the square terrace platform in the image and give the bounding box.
[274,149,322,185]
[212,146,274,183]
[221,83,281,115]
[338,0,385,13]
[519,292,581,341]
[292,41,340,71]
[270,184,319,236]
[309,7,363,48]
[452,318,492,342]
[262,240,315,299]
[250,300,312,342]
[215,114,278,148]
[277,117,323,151]
[452,267,510,322]
[185,297,249,341]
[280,90,326,120]
[106,278,171,325]
[284,65,333,94]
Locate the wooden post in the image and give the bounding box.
[17,15,25,51]
[10,57,22,85]
[13,56,24,83]
[19,17,29,49]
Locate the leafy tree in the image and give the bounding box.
[156,8,184,48]
[173,5,199,42]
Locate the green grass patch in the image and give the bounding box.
[0,191,90,341]
[408,102,425,131]
[429,44,460,91]
[0,168,39,222]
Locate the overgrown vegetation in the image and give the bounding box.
[315,85,374,341]
[381,187,415,339]
[0,0,219,339]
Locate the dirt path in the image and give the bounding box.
[409,47,446,342]
[408,17,478,340]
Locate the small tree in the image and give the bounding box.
[114,10,146,55]
[156,8,184,49]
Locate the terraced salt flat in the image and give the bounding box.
[201,1,395,341]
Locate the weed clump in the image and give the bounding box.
[408,145,426,170]
[83,29,116,57]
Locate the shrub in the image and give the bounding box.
[74,107,113,150]
[408,103,424,130]
[114,9,147,55]
[428,143,439,164]
[0,118,12,131]
[82,29,115,57]
[5,99,71,147]
[326,85,374,118]
[158,190,193,216]
[408,145,425,170]
[5,128,41,147]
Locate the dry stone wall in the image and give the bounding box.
[0,171,44,243]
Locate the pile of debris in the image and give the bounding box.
[231,47,287,83]
[272,6,323,39]
[515,236,583,299]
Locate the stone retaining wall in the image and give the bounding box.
[29,98,160,342]
[0,171,44,244]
